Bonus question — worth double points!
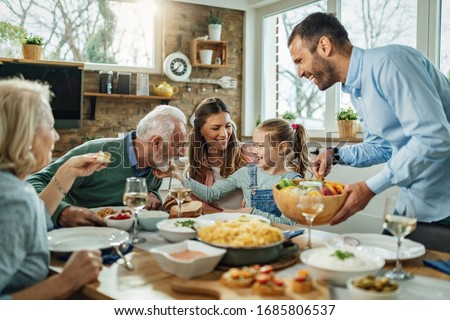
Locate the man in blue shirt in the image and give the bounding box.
[288,13,450,246]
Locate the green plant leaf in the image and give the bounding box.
[0,22,26,44]
[21,34,45,46]
[282,111,297,121]
[337,107,358,120]
[208,10,222,25]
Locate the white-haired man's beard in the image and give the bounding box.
[152,148,173,171]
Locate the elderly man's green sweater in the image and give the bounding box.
[27,135,162,225]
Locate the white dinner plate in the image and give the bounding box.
[198,212,270,224]
[47,226,129,252]
[327,233,426,262]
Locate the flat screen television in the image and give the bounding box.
[0,60,83,129]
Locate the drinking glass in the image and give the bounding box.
[296,185,324,250]
[168,187,192,218]
[123,177,148,244]
[383,196,417,280]
[169,157,191,218]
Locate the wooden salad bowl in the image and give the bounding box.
[272,179,348,225]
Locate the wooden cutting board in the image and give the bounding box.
[171,272,330,300]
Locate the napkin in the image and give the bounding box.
[56,245,134,265]
[423,258,450,276]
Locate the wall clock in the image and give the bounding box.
[163,51,192,82]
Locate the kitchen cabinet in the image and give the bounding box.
[190,39,227,68]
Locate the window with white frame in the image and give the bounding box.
[0,0,162,73]
[340,0,418,108]
[262,1,327,130]
[260,0,441,136]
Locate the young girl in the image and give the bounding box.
[172,118,309,225]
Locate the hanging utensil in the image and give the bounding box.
[187,76,237,89]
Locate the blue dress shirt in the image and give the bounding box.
[340,45,450,222]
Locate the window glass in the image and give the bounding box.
[340,0,418,107]
[0,0,159,70]
[441,0,450,78]
[265,0,327,130]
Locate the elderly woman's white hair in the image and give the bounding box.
[136,105,187,141]
[0,78,53,178]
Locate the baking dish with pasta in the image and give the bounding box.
[197,219,287,266]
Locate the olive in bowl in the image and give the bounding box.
[346,275,401,300]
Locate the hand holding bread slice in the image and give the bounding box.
[96,151,111,163]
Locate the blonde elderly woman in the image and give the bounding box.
[0,78,106,299]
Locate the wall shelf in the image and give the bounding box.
[83,92,177,120]
[190,39,227,68]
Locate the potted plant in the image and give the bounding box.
[208,10,222,41]
[337,107,359,138]
[21,34,45,60]
[282,110,297,123]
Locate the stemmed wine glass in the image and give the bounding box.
[168,187,192,218]
[383,196,417,280]
[168,156,192,218]
[123,177,147,244]
[296,184,324,250]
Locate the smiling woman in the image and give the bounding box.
[0,0,162,73]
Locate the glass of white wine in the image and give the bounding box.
[296,183,324,250]
[383,196,417,280]
[169,155,192,218]
[123,177,147,244]
[168,187,192,218]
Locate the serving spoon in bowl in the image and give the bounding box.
[343,235,361,247]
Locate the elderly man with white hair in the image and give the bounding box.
[28,105,187,227]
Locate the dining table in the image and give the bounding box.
[49,222,450,300]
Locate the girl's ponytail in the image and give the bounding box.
[291,123,309,177]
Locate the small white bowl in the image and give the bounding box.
[105,213,134,231]
[346,275,401,300]
[156,217,215,243]
[300,247,385,286]
[150,240,226,279]
[138,210,169,231]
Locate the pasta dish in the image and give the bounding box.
[198,218,283,247]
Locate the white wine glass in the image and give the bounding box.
[168,156,191,218]
[296,186,324,250]
[168,187,192,218]
[383,196,417,280]
[123,177,147,244]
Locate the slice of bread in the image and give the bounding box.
[96,151,111,162]
[169,200,202,218]
[162,195,193,212]
[252,281,286,296]
[220,267,256,288]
